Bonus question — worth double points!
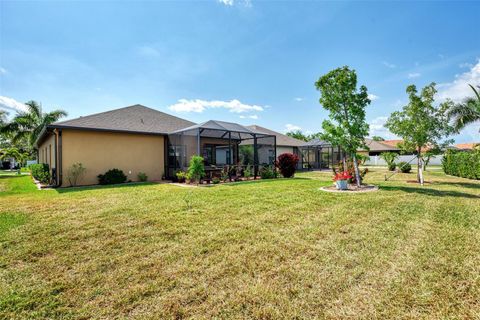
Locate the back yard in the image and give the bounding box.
[1,169,479,319]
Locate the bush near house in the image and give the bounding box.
[137,172,148,182]
[97,169,127,185]
[187,156,205,184]
[398,162,412,173]
[260,165,277,179]
[276,153,299,178]
[442,149,480,180]
[29,163,50,184]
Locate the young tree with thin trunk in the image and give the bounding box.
[386,83,453,185]
[315,66,371,187]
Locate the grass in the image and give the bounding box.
[0,169,479,319]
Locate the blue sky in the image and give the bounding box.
[1,0,479,143]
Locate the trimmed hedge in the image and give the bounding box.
[29,163,51,184]
[398,162,411,173]
[442,149,480,180]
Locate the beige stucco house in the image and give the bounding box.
[36,105,304,187]
[35,105,194,187]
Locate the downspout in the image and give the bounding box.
[58,129,63,187]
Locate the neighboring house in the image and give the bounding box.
[454,142,479,150]
[35,105,279,187]
[359,138,401,156]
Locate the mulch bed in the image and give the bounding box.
[319,184,379,193]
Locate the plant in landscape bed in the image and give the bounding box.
[137,172,148,182]
[398,161,412,173]
[29,163,50,184]
[66,162,86,187]
[243,165,252,180]
[333,171,352,190]
[97,168,127,185]
[276,153,299,178]
[175,171,187,183]
[380,152,399,171]
[260,166,277,179]
[187,155,205,185]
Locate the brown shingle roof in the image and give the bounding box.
[247,125,305,147]
[50,104,195,134]
[359,138,401,152]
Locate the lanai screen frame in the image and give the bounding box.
[300,139,345,170]
[167,121,277,179]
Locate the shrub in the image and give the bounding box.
[66,162,86,187]
[276,153,299,178]
[260,166,277,179]
[398,162,412,173]
[337,159,367,184]
[30,163,50,184]
[380,152,399,171]
[187,155,205,184]
[212,177,220,184]
[137,172,148,182]
[176,171,187,183]
[243,165,252,180]
[442,149,480,179]
[97,168,127,185]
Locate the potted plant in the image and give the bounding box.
[333,171,352,190]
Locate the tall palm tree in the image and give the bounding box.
[448,84,480,132]
[0,101,67,147]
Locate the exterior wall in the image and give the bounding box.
[38,132,56,173]
[276,146,294,156]
[61,130,165,187]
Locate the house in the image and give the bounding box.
[359,138,401,156]
[35,105,194,187]
[247,125,305,160]
[454,142,479,150]
[35,105,280,187]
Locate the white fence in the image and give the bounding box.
[364,154,444,166]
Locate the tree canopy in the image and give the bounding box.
[0,101,67,149]
[385,83,454,183]
[447,84,480,133]
[285,130,323,142]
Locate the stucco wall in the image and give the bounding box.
[61,130,165,186]
[38,132,56,172]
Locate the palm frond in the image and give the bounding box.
[25,101,42,120]
[469,84,480,101]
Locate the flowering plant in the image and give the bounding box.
[333,171,352,181]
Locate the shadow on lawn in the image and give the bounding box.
[221,177,311,187]
[55,181,158,194]
[432,181,480,190]
[381,185,480,199]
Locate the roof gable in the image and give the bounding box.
[51,104,194,135]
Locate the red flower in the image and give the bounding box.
[333,171,353,181]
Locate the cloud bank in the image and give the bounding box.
[168,99,264,114]
[0,96,28,113]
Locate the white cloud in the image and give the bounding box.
[368,116,398,140]
[168,99,264,113]
[459,62,474,69]
[294,97,304,102]
[0,96,28,113]
[368,94,379,101]
[437,60,480,103]
[382,61,396,68]
[239,114,259,119]
[408,72,421,79]
[218,0,234,5]
[0,67,6,75]
[217,0,251,6]
[285,124,302,132]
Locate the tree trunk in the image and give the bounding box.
[352,153,361,187]
[417,146,424,185]
[342,154,347,171]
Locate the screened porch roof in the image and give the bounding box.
[301,138,332,148]
[170,120,274,140]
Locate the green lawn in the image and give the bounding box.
[1,169,479,319]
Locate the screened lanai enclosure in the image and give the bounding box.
[300,138,345,170]
[167,120,276,180]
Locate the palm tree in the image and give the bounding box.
[0,101,67,147]
[448,84,480,133]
